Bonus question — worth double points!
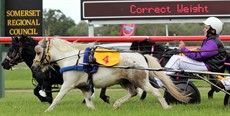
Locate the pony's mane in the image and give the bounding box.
[47,37,95,52]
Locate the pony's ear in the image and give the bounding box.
[11,36,17,43]
[39,37,48,48]
[45,37,49,41]
[21,34,32,40]
[12,35,21,42]
[11,36,21,47]
[41,37,49,42]
[21,34,27,38]
[43,37,49,43]
[19,34,27,42]
[11,36,16,40]
[41,37,46,43]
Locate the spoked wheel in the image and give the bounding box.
[164,81,201,104]
[224,91,230,106]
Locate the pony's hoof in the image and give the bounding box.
[45,107,54,112]
[113,106,119,110]
[45,109,51,112]
[102,96,110,104]
[208,95,213,99]
[164,105,172,110]
[113,103,121,110]
[87,106,95,110]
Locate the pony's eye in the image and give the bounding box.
[36,52,41,55]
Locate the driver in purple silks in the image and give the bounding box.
[165,17,227,74]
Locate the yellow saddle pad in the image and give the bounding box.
[94,48,120,66]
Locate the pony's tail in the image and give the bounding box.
[144,55,191,103]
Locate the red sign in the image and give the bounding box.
[81,0,230,20]
[120,24,136,36]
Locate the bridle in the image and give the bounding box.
[5,44,24,67]
[33,40,51,66]
[33,40,83,66]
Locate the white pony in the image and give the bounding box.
[32,38,190,112]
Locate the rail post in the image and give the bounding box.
[0,0,5,98]
[88,21,94,37]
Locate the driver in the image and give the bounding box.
[165,17,227,74]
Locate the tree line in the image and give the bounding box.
[43,9,230,36]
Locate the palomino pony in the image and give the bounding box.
[32,38,190,112]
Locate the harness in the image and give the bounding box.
[59,47,98,73]
[59,47,99,92]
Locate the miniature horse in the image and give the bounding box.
[1,35,110,104]
[32,38,190,112]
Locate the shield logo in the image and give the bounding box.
[120,24,136,36]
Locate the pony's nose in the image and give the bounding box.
[31,64,41,71]
[31,65,34,70]
[1,61,11,70]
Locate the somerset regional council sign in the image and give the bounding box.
[5,0,42,36]
[81,0,230,20]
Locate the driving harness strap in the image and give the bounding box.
[59,47,98,93]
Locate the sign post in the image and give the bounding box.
[0,0,5,98]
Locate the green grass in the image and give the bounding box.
[2,62,230,115]
[0,89,230,116]
[4,63,34,89]
[192,79,210,87]
[4,69,34,89]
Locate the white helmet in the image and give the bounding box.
[203,17,223,34]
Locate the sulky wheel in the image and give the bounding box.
[164,81,201,104]
[224,91,230,106]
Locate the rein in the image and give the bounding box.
[44,51,82,65]
[39,47,228,66]
[36,40,84,66]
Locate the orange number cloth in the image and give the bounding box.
[94,48,120,66]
